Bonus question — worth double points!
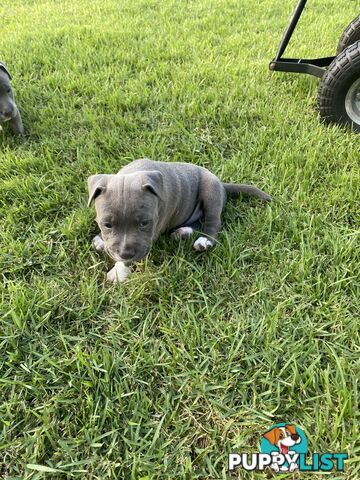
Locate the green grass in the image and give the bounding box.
[0,0,359,478]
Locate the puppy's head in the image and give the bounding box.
[87,170,163,265]
[0,64,16,122]
[263,425,301,454]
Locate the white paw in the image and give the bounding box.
[270,463,280,472]
[172,226,194,240]
[106,262,131,283]
[92,235,105,253]
[289,463,298,472]
[193,236,214,251]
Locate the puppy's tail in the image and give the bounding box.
[223,183,272,202]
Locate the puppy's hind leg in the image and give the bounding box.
[92,234,105,253]
[193,177,225,252]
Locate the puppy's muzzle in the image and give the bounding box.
[107,245,149,265]
[119,246,136,261]
[0,106,14,120]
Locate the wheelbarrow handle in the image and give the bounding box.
[274,0,308,61]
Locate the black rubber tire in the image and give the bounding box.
[337,15,360,54]
[318,40,360,132]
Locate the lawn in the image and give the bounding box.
[0,0,359,478]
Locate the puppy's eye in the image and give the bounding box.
[139,220,149,228]
[103,222,112,229]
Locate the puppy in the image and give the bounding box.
[0,62,24,135]
[87,158,271,283]
[263,425,301,472]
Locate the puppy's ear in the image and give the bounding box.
[285,425,297,436]
[141,170,163,199]
[87,174,110,207]
[0,62,12,80]
[263,428,279,445]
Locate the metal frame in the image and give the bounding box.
[269,0,334,78]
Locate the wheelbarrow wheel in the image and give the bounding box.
[318,41,360,132]
[337,15,360,54]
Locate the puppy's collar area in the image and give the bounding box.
[0,63,12,80]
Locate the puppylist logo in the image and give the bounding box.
[228,423,348,473]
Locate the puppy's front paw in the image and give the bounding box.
[106,262,131,283]
[270,463,280,472]
[172,226,194,240]
[92,235,105,253]
[289,463,298,472]
[193,236,214,251]
[280,465,289,472]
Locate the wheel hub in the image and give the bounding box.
[345,77,360,125]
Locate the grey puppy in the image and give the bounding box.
[88,158,271,283]
[0,63,24,135]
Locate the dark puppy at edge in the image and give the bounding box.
[0,63,24,135]
[88,158,271,282]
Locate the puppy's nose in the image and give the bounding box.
[291,434,299,441]
[0,107,13,118]
[120,246,135,260]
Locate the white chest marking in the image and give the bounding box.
[106,262,131,283]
